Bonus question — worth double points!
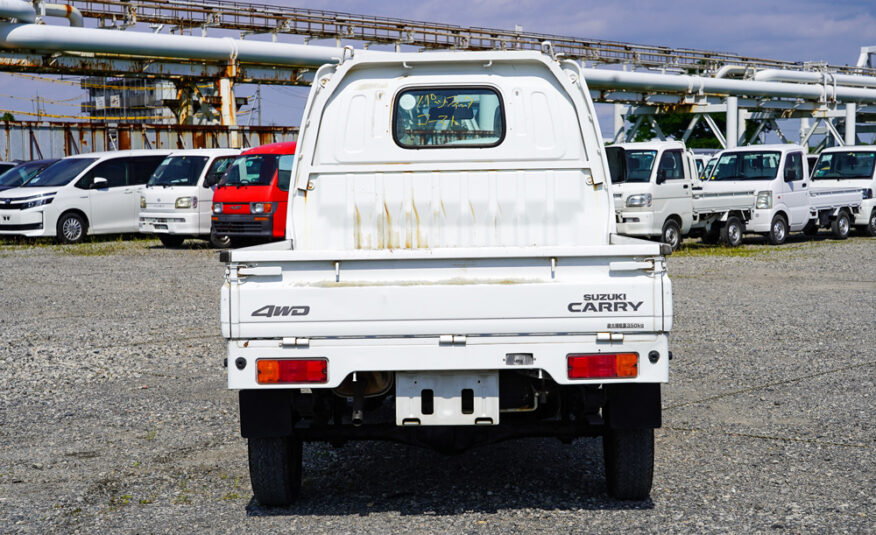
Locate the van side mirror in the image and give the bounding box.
[656,169,667,184]
[91,177,108,189]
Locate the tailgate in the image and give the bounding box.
[692,188,756,213]
[222,243,669,339]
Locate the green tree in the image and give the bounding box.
[628,112,770,148]
[0,112,14,122]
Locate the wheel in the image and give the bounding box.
[660,219,682,251]
[865,211,876,237]
[56,212,87,244]
[603,427,654,500]
[830,210,851,240]
[158,234,185,248]
[700,225,721,245]
[767,214,787,245]
[248,436,302,506]
[210,231,232,248]
[802,220,819,236]
[719,216,744,247]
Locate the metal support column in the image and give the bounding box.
[612,103,626,143]
[725,96,738,148]
[845,103,857,145]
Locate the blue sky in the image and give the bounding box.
[0,0,873,137]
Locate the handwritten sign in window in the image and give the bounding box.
[394,88,504,149]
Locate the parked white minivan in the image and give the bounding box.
[138,148,240,247]
[608,140,698,250]
[0,150,171,243]
[810,146,876,236]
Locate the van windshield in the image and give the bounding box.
[220,155,278,187]
[711,151,781,181]
[812,152,876,180]
[0,161,53,188]
[148,156,209,187]
[622,151,657,183]
[23,158,97,187]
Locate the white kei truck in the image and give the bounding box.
[694,144,863,246]
[809,146,876,237]
[220,47,672,505]
[138,148,240,248]
[607,141,699,250]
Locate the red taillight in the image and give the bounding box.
[257,359,327,384]
[567,353,638,379]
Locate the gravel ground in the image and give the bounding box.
[0,234,874,534]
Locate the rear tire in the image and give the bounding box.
[767,215,787,245]
[603,427,654,500]
[660,219,682,251]
[802,220,819,236]
[56,212,87,244]
[719,216,744,247]
[865,211,876,237]
[210,231,232,248]
[248,436,302,507]
[830,210,851,239]
[158,235,185,248]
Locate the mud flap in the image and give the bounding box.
[604,383,661,429]
[239,389,293,438]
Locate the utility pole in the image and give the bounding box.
[256,84,262,126]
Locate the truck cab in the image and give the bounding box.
[809,146,876,236]
[138,148,240,248]
[608,141,697,250]
[695,144,861,245]
[210,141,296,247]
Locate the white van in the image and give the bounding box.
[810,146,876,236]
[694,144,862,245]
[138,148,240,247]
[608,141,698,250]
[0,150,171,243]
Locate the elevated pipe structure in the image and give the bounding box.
[753,69,876,89]
[581,68,876,103]
[41,3,84,27]
[0,22,351,66]
[0,0,35,22]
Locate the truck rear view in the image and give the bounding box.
[220,48,672,505]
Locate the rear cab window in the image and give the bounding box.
[393,87,505,149]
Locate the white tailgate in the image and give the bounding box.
[226,248,665,339]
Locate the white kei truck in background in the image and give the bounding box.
[695,144,863,246]
[138,148,240,248]
[809,146,876,236]
[607,141,699,250]
[220,47,672,505]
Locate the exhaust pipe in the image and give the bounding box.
[351,376,365,427]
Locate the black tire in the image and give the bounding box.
[603,427,654,500]
[865,211,876,237]
[719,216,744,247]
[56,212,87,244]
[210,231,232,248]
[660,219,682,251]
[830,210,851,240]
[700,225,721,245]
[767,214,788,245]
[158,234,185,248]
[248,436,302,506]
[802,220,819,236]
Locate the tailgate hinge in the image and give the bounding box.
[596,332,625,343]
[439,335,467,346]
[282,337,310,347]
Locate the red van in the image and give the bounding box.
[210,141,296,247]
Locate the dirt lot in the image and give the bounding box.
[1,234,874,534]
